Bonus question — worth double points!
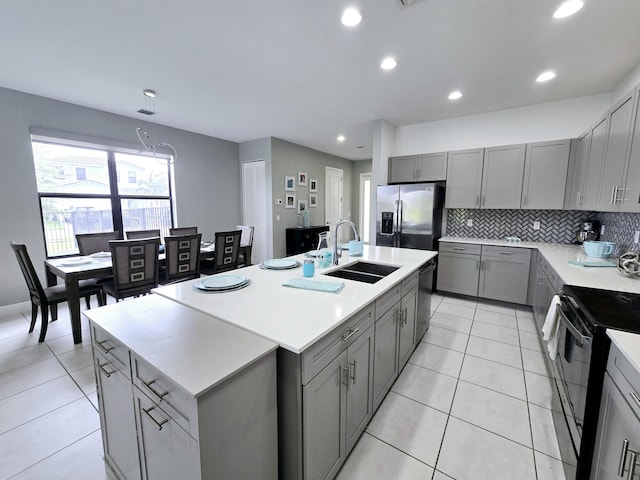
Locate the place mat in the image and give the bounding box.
[192,279,251,294]
[568,260,616,267]
[282,278,345,293]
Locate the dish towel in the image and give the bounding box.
[282,278,345,293]
[541,295,562,360]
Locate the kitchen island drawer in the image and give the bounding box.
[132,353,197,437]
[608,343,640,418]
[401,272,419,295]
[375,285,401,319]
[482,245,532,260]
[91,324,131,379]
[439,242,482,255]
[301,303,374,385]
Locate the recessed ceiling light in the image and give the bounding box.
[143,89,156,98]
[380,57,398,70]
[337,135,346,142]
[553,0,584,18]
[536,71,556,82]
[448,91,462,100]
[341,8,363,27]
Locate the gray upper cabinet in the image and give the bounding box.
[445,148,484,208]
[389,152,446,183]
[597,89,637,211]
[522,140,570,210]
[582,116,610,210]
[481,144,526,209]
[567,130,592,210]
[621,87,640,212]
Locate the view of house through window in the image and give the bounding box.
[32,140,174,257]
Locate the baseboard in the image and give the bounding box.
[0,301,30,318]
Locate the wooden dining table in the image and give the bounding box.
[44,243,218,344]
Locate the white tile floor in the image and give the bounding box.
[0,293,575,480]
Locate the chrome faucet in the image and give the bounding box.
[332,220,360,266]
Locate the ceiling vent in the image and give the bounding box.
[137,109,155,116]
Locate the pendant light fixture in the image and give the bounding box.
[136,89,177,164]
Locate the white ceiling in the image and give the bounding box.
[1,0,640,160]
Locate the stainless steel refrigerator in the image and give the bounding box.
[376,183,444,250]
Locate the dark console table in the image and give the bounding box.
[286,226,330,255]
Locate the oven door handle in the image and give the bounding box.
[556,304,592,347]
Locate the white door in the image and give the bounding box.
[242,160,267,264]
[325,166,343,237]
[359,173,372,244]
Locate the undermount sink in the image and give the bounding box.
[324,261,400,284]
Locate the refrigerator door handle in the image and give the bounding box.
[398,200,403,234]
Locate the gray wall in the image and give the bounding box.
[1,87,240,308]
[351,160,372,236]
[271,138,354,258]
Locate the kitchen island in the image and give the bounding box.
[87,245,436,480]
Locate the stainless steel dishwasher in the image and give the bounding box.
[416,258,436,341]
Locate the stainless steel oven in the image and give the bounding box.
[553,292,611,480]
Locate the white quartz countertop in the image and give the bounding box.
[84,295,278,397]
[608,330,640,374]
[440,236,640,294]
[153,245,436,354]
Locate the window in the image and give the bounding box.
[32,138,174,257]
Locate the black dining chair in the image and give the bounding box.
[169,226,198,236]
[76,231,121,255]
[159,234,202,284]
[10,243,105,342]
[210,230,242,273]
[102,238,161,302]
[235,225,254,266]
[125,229,161,240]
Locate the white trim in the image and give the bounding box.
[0,301,31,317]
[359,172,372,244]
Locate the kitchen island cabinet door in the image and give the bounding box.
[591,374,640,479]
[135,390,199,480]
[521,140,570,209]
[436,251,480,297]
[389,155,418,183]
[445,149,484,208]
[398,287,417,370]
[481,144,526,209]
[95,352,141,480]
[345,327,374,454]
[372,303,400,411]
[303,352,348,480]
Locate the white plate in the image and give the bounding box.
[194,279,251,293]
[306,250,318,257]
[58,257,94,266]
[263,258,298,269]
[197,274,247,290]
[89,251,111,258]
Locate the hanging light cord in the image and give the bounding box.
[136,127,177,164]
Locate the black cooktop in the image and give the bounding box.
[564,284,640,334]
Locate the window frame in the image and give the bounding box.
[32,136,176,258]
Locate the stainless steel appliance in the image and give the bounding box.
[376,183,444,250]
[576,221,600,244]
[416,258,436,341]
[553,286,640,479]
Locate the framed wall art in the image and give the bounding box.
[309,178,318,192]
[309,194,318,207]
[298,171,308,186]
[285,193,296,208]
[285,176,295,191]
[298,199,307,213]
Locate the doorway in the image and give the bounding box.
[242,160,267,264]
[359,172,372,244]
[325,166,343,238]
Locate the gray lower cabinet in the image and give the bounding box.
[398,286,417,369]
[532,253,563,330]
[436,243,481,297]
[372,302,399,410]
[478,246,531,304]
[302,325,374,480]
[592,343,640,479]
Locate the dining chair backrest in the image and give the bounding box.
[169,226,198,236]
[125,229,161,240]
[213,230,242,273]
[235,225,254,247]
[11,243,45,301]
[76,231,121,255]
[108,238,161,299]
[164,234,202,282]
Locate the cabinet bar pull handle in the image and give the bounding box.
[97,362,116,378]
[453,247,465,251]
[611,185,618,205]
[499,252,513,255]
[342,366,350,388]
[403,307,408,325]
[476,196,480,207]
[96,340,114,354]
[628,450,638,480]
[629,391,640,410]
[349,360,357,384]
[341,328,359,342]
[142,406,169,431]
[142,379,169,401]
[619,439,630,476]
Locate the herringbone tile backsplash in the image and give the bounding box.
[446,209,640,248]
